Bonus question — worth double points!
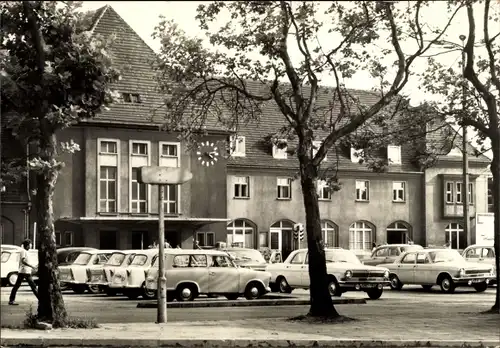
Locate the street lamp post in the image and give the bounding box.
[459,34,471,248]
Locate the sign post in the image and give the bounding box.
[138,166,193,324]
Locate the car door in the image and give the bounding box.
[366,247,388,266]
[386,247,402,263]
[397,252,416,283]
[208,255,239,293]
[299,253,310,287]
[480,248,496,266]
[413,253,432,284]
[285,251,307,287]
[464,247,481,263]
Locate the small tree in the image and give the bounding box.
[153,1,460,318]
[1,1,119,325]
[420,0,499,313]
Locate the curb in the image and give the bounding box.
[1,337,499,347]
[136,298,366,308]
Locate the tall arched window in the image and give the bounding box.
[321,220,338,247]
[227,219,256,248]
[445,223,466,250]
[386,221,411,244]
[349,221,374,250]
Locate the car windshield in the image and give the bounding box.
[227,249,266,263]
[106,253,126,266]
[429,250,464,263]
[131,254,148,266]
[325,250,361,264]
[1,251,11,263]
[73,252,93,265]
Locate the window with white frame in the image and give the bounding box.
[197,232,215,247]
[488,177,493,212]
[387,145,401,165]
[350,147,364,163]
[392,181,405,202]
[230,136,246,157]
[163,184,178,214]
[272,140,287,159]
[445,223,465,250]
[159,142,180,167]
[227,219,254,248]
[468,182,474,204]
[312,141,327,161]
[277,177,291,199]
[233,176,249,198]
[349,221,373,250]
[445,182,454,203]
[456,182,463,203]
[355,180,370,201]
[317,180,331,200]
[130,141,150,213]
[321,220,337,247]
[98,139,119,213]
[64,231,73,246]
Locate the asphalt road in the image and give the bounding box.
[0,285,496,326]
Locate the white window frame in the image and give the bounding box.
[230,135,246,157]
[272,139,288,159]
[159,142,181,168]
[387,145,402,165]
[468,182,474,204]
[456,182,463,204]
[164,184,180,215]
[277,177,292,200]
[350,147,364,163]
[64,231,73,247]
[129,140,151,214]
[97,138,120,214]
[227,220,254,248]
[445,223,464,250]
[233,176,250,198]
[312,141,327,161]
[349,221,373,251]
[392,181,406,202]
[197,231,215,247]
[317,180,331,200]
[445,181,454,203]
[355,180,370,201]
[321,221,336,247]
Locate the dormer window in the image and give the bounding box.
[273,140,287,159]
[230,136,246,157]
[122,93,142,104]
[350,147,364,163]
[447,147,462,157]
[387,145,401,165]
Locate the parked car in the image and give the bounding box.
[87,250,137,295]
[57,247,96,266]
[58,249,116,294]
[145,249,272,301]
[380,248,495,293]
[361,244,424,266]
[1,248,39,286]
[266,248,390,300]
[259,248,283,264]
[109,248,158,300]
[1,244,23,251]
[462,245,497,286]
[223,247,269,271]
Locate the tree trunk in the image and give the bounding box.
[299,162,339,318]
[36,133,68,326]
[490,134,500,313]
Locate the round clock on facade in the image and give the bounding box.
[196,141,219,167]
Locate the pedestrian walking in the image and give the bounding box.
[9,239,39,305]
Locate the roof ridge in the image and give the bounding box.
[88,5,109,34]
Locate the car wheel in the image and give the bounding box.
[87,285,101,294]
[244,282,264,300]
[366,288,383,300]
[71,285,86,294]
[327,277,342,297]
[421,285,433,291]
[7,272,18,286]
[142,283,157,299]
[124,289,140,300]
[277,276,292,294]
[473,282,488,293]
[176,284,197,301]
[225,293,239,300]
[389,274,403,290]
[439,275,455,293]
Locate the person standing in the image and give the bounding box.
[9,239,39,305]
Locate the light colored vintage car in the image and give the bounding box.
[108,248,158,300]
[462,245,497,286]
[361,244,424,266]
[58,249,116,294]
[380,248,495,293]
[266,248,390,300]
[86,250,137,295]
[223,247,270,271]
[145,249,272,301]
[1,248,38,286]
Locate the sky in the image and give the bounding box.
[79,1,493,159]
